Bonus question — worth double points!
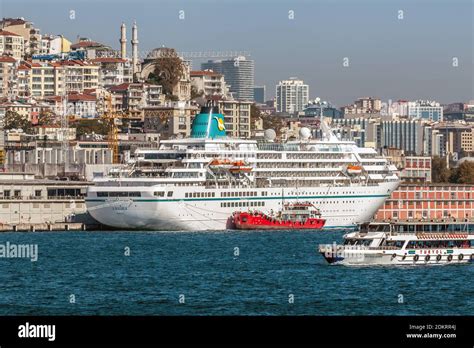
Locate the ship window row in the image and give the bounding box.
[257,163,348,169]
[256,172,341,178]
[286,154,346,160]
[221,201,265,208]
[256,154,282,159]
[144,153,185,160]
[185,192,216,198]
[407,240,473,249]
[154,191,173,197]
[221,191,263,197]
[343,239,373,246]
[97,191,141,197]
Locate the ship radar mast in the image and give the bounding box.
[315,98,338,142]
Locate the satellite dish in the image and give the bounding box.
[315,97,321,103]
[299,127,311,140]
[264,129,276,142]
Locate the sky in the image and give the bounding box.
[0,0,472,106]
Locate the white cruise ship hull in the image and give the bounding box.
[86,181,399,231]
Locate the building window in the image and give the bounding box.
[3,190,10,197]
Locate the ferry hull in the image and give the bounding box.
[319,247,474,266]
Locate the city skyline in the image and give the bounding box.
[2,0,472,105]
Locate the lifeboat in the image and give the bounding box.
[233,202,326,230]
[347,164,363,175]
[209,158,233,169]
[229,160,253,173]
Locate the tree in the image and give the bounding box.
[37,110,57,127]
[4,110,33,133]
[190,85,204,100]
[250,104,286,137]
[146,48,185,98]
[449,161,474,184]
[431,156,451,183]
[72,119,110,137]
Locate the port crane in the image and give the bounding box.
[101,95,122,164]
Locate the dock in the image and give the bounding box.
[0,222,104,232]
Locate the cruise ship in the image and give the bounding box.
[85,103,400,230]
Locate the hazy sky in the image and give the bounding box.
[1,0,472,105]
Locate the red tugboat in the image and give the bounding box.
[233,202,326,230]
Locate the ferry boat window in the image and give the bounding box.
[167,192,173,197]
[97,192,108,197]
[154,192,165,197]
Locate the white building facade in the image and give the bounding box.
[276,78,309,113]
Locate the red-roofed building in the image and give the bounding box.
[0,55,19,99]
[17,61,31,97]
[29,60,100,97]
[70,39,116,59]
[43,93,98,119]
[0,29,24,59]
[108,83,163,117]
[0,17,40,56]
[90,57,132,86]
[190,69,229,97]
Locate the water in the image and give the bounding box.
[0,230,473,315]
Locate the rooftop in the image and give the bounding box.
[0,29,21,37]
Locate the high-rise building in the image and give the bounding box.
[253,86,265,104]
[275,78,309,113]
[201,60,223,74]
[381,119,427,155]
[201,56,254,101]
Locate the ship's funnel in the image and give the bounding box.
[191,102,226,138]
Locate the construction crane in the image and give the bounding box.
[101,95,122,164]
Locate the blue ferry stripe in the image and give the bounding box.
[85,193,389,203]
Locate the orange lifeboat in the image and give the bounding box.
[230,160,253,173]
[347,164,363,175]
[209,158,233,169]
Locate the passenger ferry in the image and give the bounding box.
[319,221,474,265]
[85,102,399,231]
